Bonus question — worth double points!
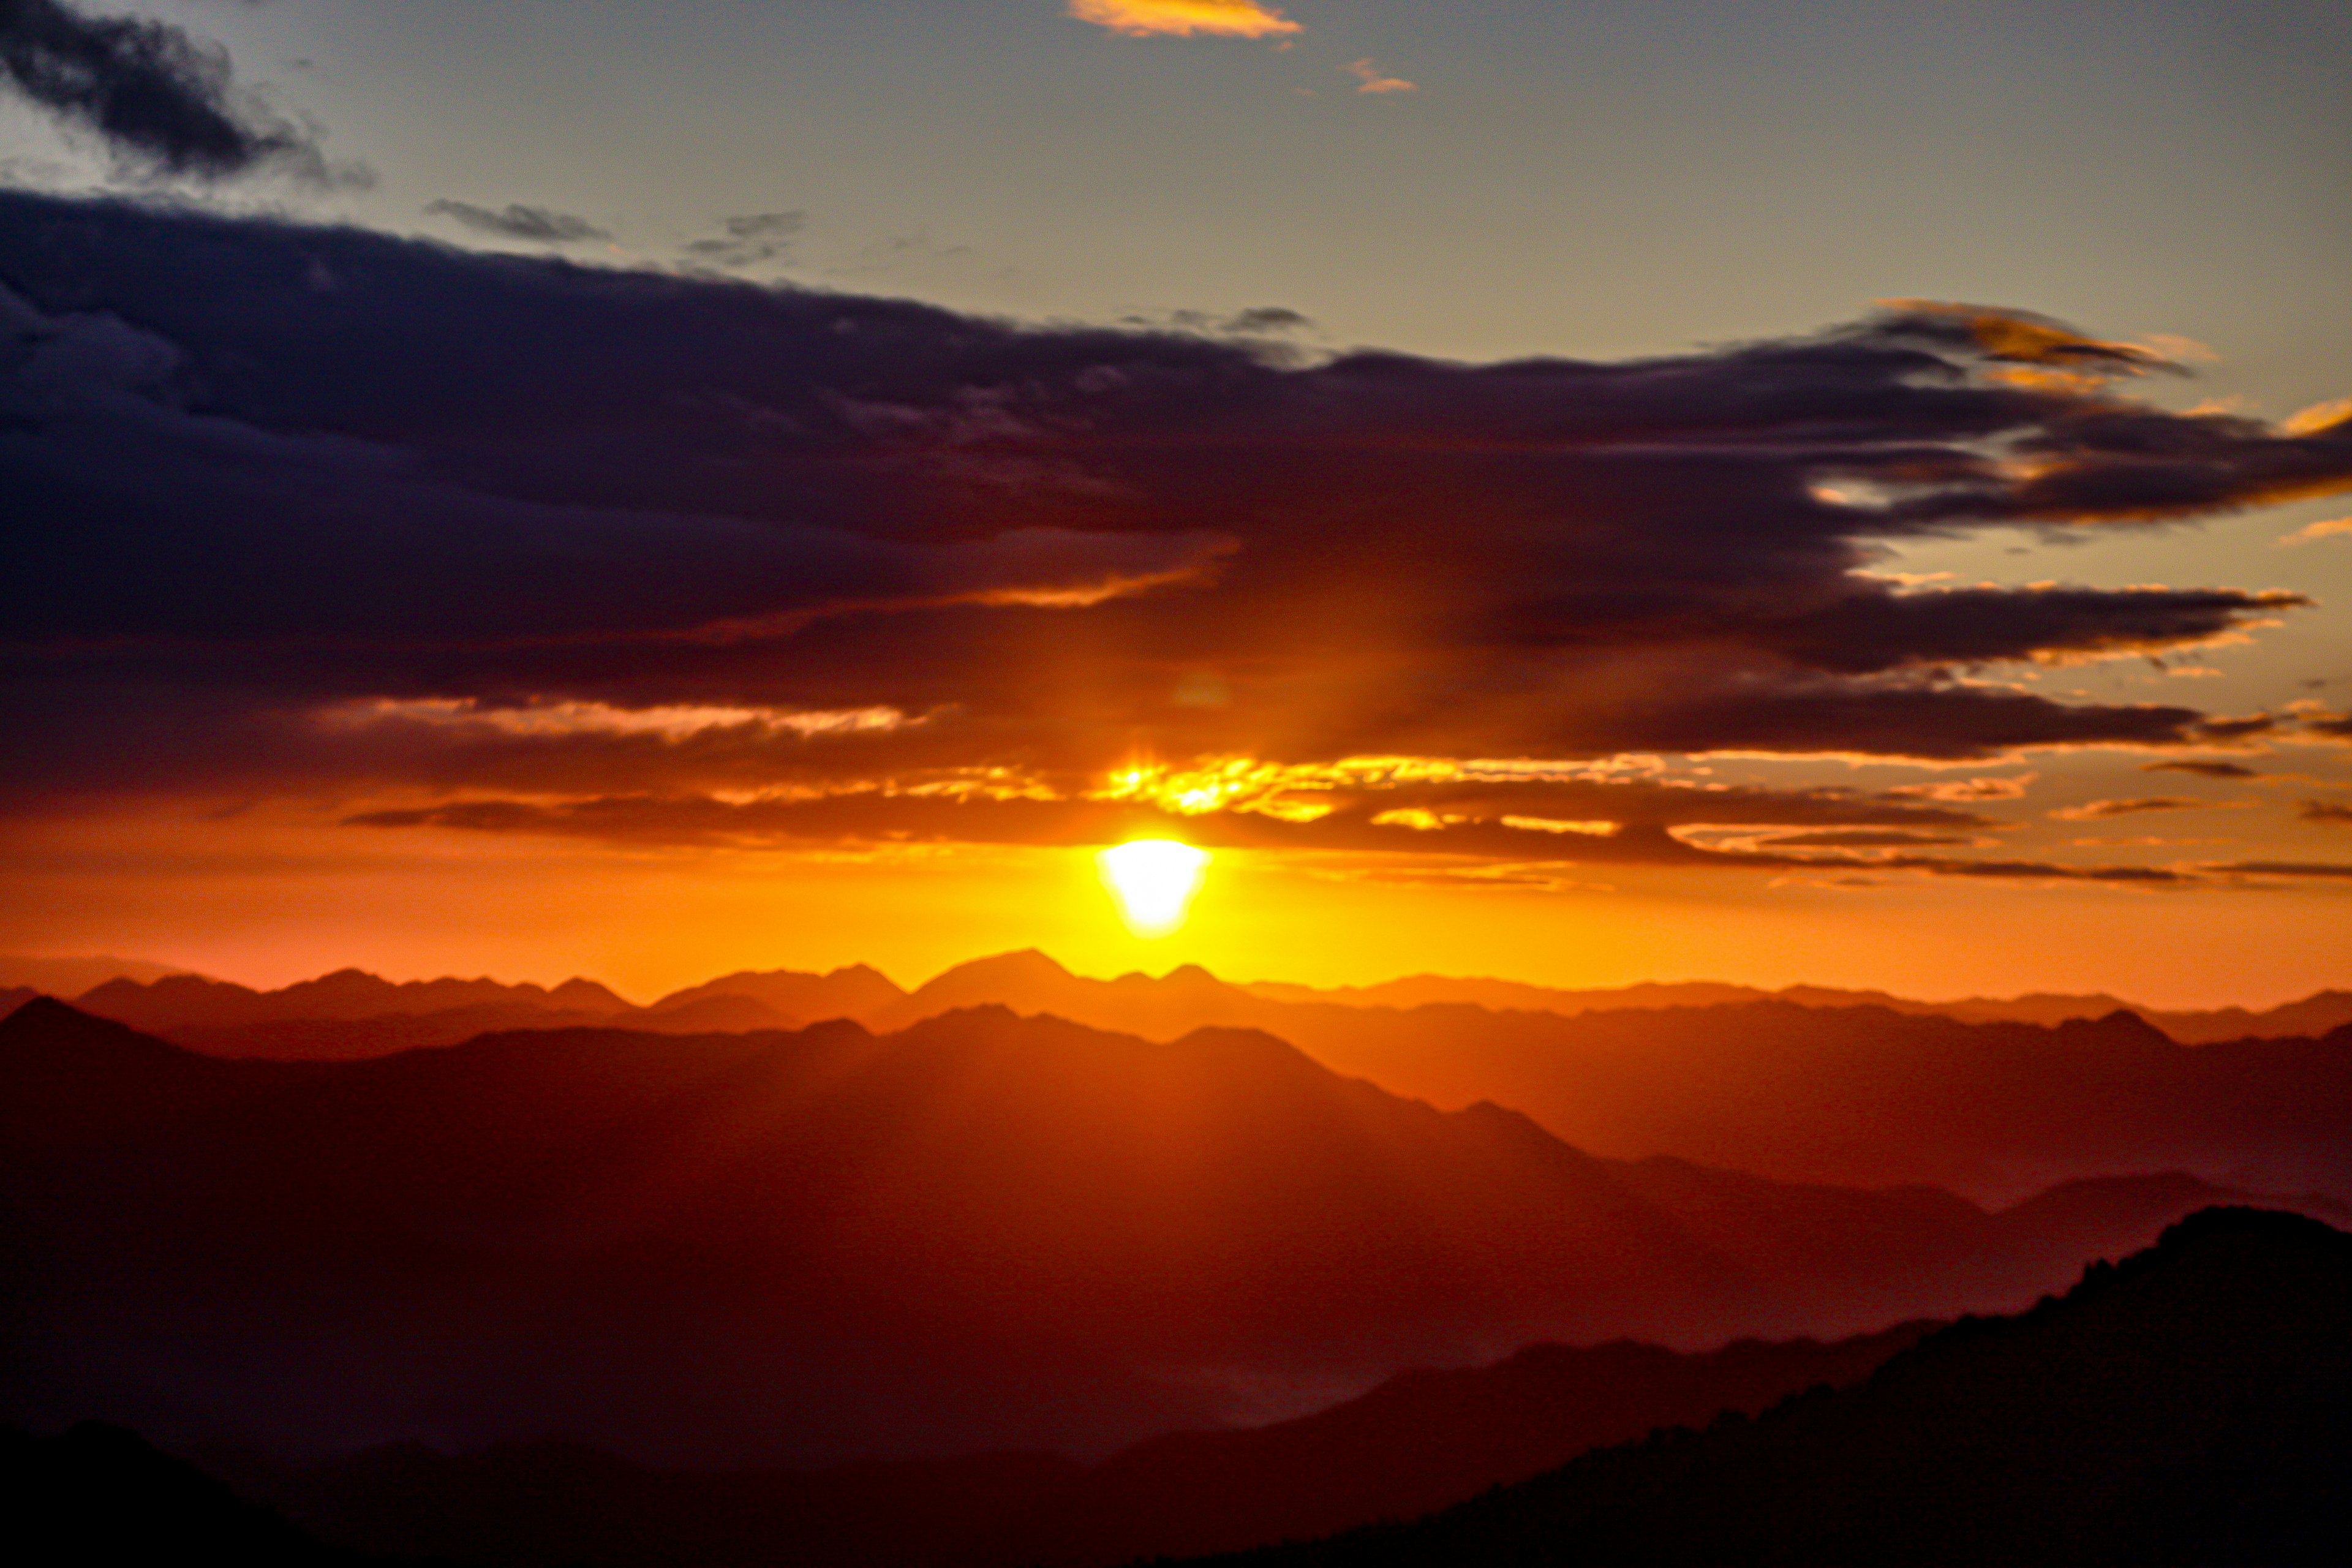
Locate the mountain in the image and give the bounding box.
[1202,1207,2352,1567]
[984,1319,1938,1568]
[203,1441,1080,1568]
[204,1322,1934,1568]
[0,999,2322,1466]
[1,1423,385,1566]
[60,956,2352,1194]
[649,965,905,1023]
[0,998,326,1153]
[0,952,208,994]
[1242,973,2352,1044]
[64,969,779,1060]
[851,955,2352,1201]
[74,969,637,1031]
[153,994,796,1060]
[1258,1000,2352,1203]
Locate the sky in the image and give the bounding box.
[2,0,2350,1005]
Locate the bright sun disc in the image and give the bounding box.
[1096,839,1212,936]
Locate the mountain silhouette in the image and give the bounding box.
[1195,1207,2352,1567]
[2,998,2325,1464]
[202,1322,1934,1568]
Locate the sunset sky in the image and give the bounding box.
[4,0,2350,1003]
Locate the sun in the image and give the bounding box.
[1096,839,1212,937]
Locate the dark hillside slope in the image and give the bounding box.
[1208,1207,2352,1568]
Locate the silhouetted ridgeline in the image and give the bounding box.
[4,998,2314,1463]
[1194,1208,2352,1567]
[197,1323,1933,1568]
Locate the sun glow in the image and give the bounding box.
[1096,839,1212,937]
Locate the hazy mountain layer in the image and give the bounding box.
[2,999,2323,1464]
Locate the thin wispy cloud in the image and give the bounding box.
[1065,0,1301,40]
[1344,59,1415,94]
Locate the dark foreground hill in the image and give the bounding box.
[1200,1207,2352,1568]
[201,1322,1932,1568]
[2,998,2326,1464]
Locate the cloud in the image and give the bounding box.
[0,0,327,179]
[682,211,804,271]
[2299,801,2352,826]
[2046,797,2206,821]
[1754,829,1973,848]
[2276,516,2351,546]
[4,193,2348,883]
[1065,1,1300,39]
[1889,775,2036,802]
[2301,712,2352,741]
[426,200,609,244]
[1344,59,1416,94]
[2144,760,2258,778]
[2200,861,2352,880]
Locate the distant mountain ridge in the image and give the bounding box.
[4,997,2314,1465]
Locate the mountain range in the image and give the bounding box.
[12,952,2350,1200]
[6,996,2320,1466]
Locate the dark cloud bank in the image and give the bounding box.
[5,192,2351,875]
